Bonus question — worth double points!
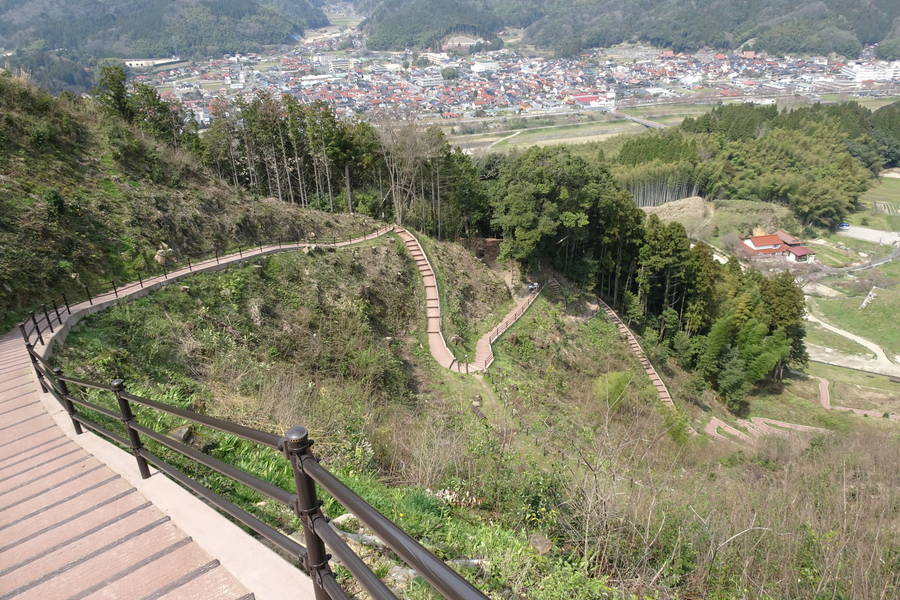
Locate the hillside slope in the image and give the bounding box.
[358,0,900,57]
[0,72,374,329]
[0,0,328,59]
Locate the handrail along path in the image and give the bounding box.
[14,224,504,599]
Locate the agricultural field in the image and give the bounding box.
[451,118,644,153]
[845,177,900,231]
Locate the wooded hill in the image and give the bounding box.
[356,0,900,58]
[5,70,900,599]
[0,71,373,329]
[0,0,328,61]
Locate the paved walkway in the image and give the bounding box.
[597,299,698,435]
[703,415,826,444]
[595,300,834,444]
[395,227,541,374]
[0,330,253,600]
[1,223,550,599]
[3,231,416,600]
[813,376,899,421]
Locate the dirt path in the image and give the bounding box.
[488,130,521,149]
[804,311,900,377]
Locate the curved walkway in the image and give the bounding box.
[805,312,899,374]
[0,335,258,599]
[703,415,826,444]
[0,223,549,596]
[1,226,417,600]
[814,376,899,421]
[395,228,541,373]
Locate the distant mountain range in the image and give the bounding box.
[356,0,900,59]
[0,0,329,58]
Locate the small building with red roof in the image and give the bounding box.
[742,231,816,263]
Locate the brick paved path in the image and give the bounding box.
[0,224,545,599]
[0,329,253,600]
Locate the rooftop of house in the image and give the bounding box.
[743,232,816,257]
[747,234,783,247]
[774,230,802,245]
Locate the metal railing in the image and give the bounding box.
[18,226,393,348]
[21,333,487,600]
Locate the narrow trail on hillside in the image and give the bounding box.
[596,299,696,432]
[17,225,540,378]
[814,376,899,421]
[596,299,832,444]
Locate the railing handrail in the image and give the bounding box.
[16,226,389,347]
[22,338,487,600]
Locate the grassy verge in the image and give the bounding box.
[816,286,900,359]
[845,177,900,231]
[805,321,874,358]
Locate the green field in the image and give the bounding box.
[819,95,900,109]
[624,103,718,118]
[494,119,644,148]
[807,362,900,395]
[805,322,874,358]
[807,241,866,267]
[746,376,857,431]
[846,177,900,231]
[817,286,900,359]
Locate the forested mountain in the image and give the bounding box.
[0,69,364,330]
[0,0,328,59]
[357,0,900,57]
[615,101,900,227]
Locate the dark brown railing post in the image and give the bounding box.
[30,313,44,345]
[83,283,93,305]
[188,257,192,271]
[53,303,62,325]
[53,368,83,435]
[42,304,54,333]
[138,272,144,288]
[20,324,48,393]
[215,248,220,264]
[62,293,71,314]
[283,426,331,600]
[163,262,169,279]
[112,379,151,479]
[111,280,119,298]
